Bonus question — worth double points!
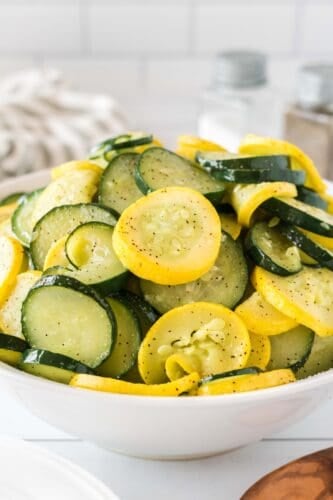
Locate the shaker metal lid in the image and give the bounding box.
[297,64,333,110]
[213,51,267,89]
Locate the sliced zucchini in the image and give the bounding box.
[138,302,250,384]
[90,132,153,159]
[238,134,325,193]
[296,334,333,379]
[252,266,333,337]
[197,152,305,185]
[245,222,302,276]
[114,291,159,383]
[140,232,248,313]
[98,153,143,214]
[296,186,328,211]
[262,197,333,237]
[114,290,159,336]
[112,187,221,285]
[198,368,295,395]
[0,192,24,206]
[30,203,118,270]
[96,297,141,378]
[22,275,115,368]
[11,188,43,246]
[135,147,226,203]
[64,222,127,294]
[0,333,28,366]
[200,367,261,385]
[20,349,93,384]
[279,223,333,270]
[268,326,314,371]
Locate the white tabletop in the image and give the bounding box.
[0,392,332,499]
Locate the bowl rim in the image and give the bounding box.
[1,170,333,406]
[1,360,333,406]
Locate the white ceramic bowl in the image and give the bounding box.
[0,170,333,460]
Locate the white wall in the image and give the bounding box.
[0,0,332,145]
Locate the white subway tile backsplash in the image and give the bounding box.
[89,4,189,54]
[0,5,81,55]
[194,3,296,54]
[42,58,142,100]
[300,2,333,53]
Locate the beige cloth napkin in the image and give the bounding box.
[0,68,127,179]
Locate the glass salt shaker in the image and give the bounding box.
[198,51,282,152]
[284,64,333,180]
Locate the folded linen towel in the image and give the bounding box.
[0,68,127,179]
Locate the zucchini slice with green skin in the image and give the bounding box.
[196,152,305,185]
[90,133,153,159]
[22,275,116,369]
[267,326,314,372]
[114,290,159,337]
[20,348,93,384]
[200,367,261,385]
[98,153,143,214]
[0,192,25,206]
[64,221,128,295]
[140,232,248,313]
[135,147,226,204]
[0,333,28,366]
[262,197,333,237]
[30,203,118,270]
[296,334,333,379]
[12,188,44,246]
[96,297,141,378]
[279,223,333,270]
[296,186,328,211]
[245,222,302,276]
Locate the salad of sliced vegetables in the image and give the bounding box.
[0,131,332,397]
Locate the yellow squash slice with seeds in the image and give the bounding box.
[138,302,250,384]
[112,187,221,285]
[253,266,333,337]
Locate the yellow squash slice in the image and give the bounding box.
[176,135,227,161]
[0,236,24,305]
[138,302,250,384]
[246,332,271,370]
[0,271,42,338]
[198,369,295,395]
[70,372,200,396]
[43,236,70,270]
[218,213,242,240]
[32,168,100,227]
[112,187,221,285]
[239,134,326,193]
[0,349,22,366]
[0,203,18,224]
[51,160,103,180]
[235,291,298,336]
[252,266,333,337]
[300,228,333,251]
[231,182,297,227]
